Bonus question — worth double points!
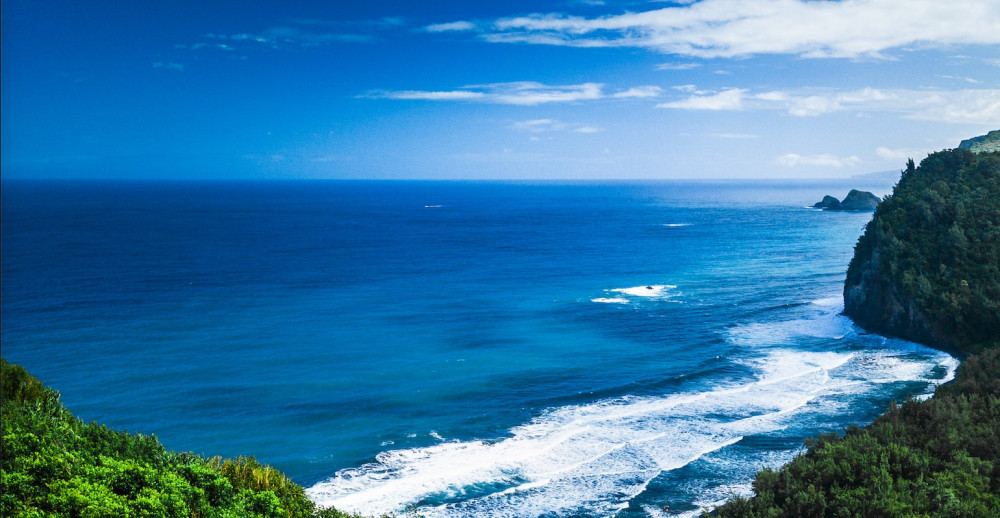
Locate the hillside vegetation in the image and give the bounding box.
[845,149,1000,352]
[712,149,1000,517]
[0,358,369,518]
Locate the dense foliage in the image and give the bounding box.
[712,349,1000,517]
[713,150,1000,517]
[0,358,368,518]
[847,149,1000,351]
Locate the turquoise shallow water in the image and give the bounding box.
[1,180,955,517]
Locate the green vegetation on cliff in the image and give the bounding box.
[712,148,1000,517]
[846,149,1000,352]
[0,358,367,518]
[959,130,1000,154]
[713,349,1000,517]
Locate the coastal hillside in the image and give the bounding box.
[959,130,1000,154]
[0,358,367,518]
[844,148,1000,353]
[712,148,1000,517]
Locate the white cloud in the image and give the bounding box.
[466,0,1000,58]
[612,86,663,98]
[512,119,567,132]
[424,21,477,33]
[656,62,701,70]
[777,153,861,168]
[512,118,601,133]
[661,85,1000,124]
[365,82,605,105]
[657,88,745,110]
[371,90,488,101]
[937,75,980,84]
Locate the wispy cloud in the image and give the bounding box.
[375,90,488,101]
[657,88,746,110]
[511,118,602,133]
[423,21,478,33]
[365,82,606,105]
[777,153,861,168]
[612,86,663,98]
[446,0,1000,59]
[512,119,568,132]
[153,61,184,71]
[659,85,1000,124]
[179,18,403,52]
[655,62,701,71]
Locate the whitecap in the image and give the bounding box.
[306,349,861,517]
[591,297,630,304]
[611,285,677,298]
[662,223,692,228]
[810,296,842,307]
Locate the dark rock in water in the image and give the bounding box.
[838,189,880,211]
[813,195,841,210]
[813,190,878,211]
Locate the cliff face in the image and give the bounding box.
[843,249,952,350]
[958,129,1000,153]
[842,148,1000,355]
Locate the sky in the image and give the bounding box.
[2,0,999,180]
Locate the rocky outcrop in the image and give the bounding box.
[843,249,954,351]
[838,189,880,210]
[958,129,1000,153]
[812,195,841,210]
[813,190,878,211]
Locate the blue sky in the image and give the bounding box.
[2,0,998,179]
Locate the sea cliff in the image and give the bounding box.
[843,149,1000,354]
[712,146,1000,517]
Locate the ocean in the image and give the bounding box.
[1,179,956,517]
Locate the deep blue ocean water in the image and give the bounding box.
[1,180,956,517]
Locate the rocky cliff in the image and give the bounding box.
[958,129,1000,153]
[844,248,953,350]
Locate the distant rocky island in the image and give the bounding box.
[812,189,880,211]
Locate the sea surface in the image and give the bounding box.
[1,179,956,517]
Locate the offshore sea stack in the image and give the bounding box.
[813,189,879,211]
[843,143,1000,354]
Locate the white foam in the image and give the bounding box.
[308,298,959,517]
[810,296,842,307]
[307,349,858,517]
[611,285,677,298]
[662,223,692,227]
[591,297,630,304]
